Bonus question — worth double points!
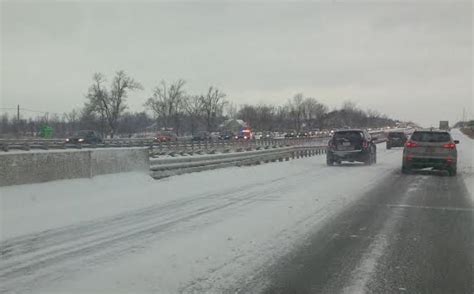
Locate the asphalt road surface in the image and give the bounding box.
[259,170,473,294]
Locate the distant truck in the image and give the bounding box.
[439,121,449,130]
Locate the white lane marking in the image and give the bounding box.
[341,176,427,294]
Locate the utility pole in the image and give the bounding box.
[15,104,20,137]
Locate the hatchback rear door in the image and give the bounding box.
[333,131,364,151]
[409,131,453,158]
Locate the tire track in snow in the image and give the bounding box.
[0,161,333,293]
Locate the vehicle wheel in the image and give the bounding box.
[373,152,377,164]
[402,166,411,174]
[364,153,374,165]
[448,167,457,177]
[326,156,334,166]
[364,157,371,165]
[386,144,391,150]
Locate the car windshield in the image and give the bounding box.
[411,131,451,142]
[1,2,472,294]
[76,131,92,137]
[334,131,363,140]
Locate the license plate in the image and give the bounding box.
[343,142,351,146]
[339,145,354,151]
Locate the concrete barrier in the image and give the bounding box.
[0,148,150,186]
[90,148,150,176]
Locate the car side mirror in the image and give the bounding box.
[454,140,459,144]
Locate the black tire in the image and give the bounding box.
[386,143,391,150]
[364,155,372,165]
[373,152,377,164]
[326,155,334,166]
[402,166,411,174]
[364,150,375,165]
[448,167,457,177]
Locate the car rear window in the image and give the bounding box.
[388,132,404,138]
[334,131,363,140]
[410,131,451,142]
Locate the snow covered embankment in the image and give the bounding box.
[451,129,474,203]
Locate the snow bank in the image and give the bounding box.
[452,129,474,202]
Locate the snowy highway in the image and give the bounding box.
[1,130,472,294]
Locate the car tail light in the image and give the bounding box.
[405,141,418,148]
[362,141,369,148]
[443,143,456,150]
[446,157,454,164]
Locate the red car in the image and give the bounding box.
[154,131,178,142]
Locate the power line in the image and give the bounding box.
[1,106,63,116]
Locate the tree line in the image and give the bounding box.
[1,71,397,138]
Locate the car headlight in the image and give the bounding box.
[78,138,84,142]
[65,138,70,142]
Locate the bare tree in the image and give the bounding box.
[200,86,227,132]
[63,108,80,135]
[287,93,305,131]
[85,71,142,137]
[237,104,259,128]
[301,97,328,130]
[184,95,203,135]
[145,79,186,134]
[224,101,238,119]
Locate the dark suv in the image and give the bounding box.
[327,129,377,165]
[66,130,103,144]
[386,131,408,149]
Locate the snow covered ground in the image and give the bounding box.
[452,129,474,202]
[0,133,472,293]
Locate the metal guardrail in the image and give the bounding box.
[0,130,387,153]
[0,137,328,153]
[150,145,328,179]
[149,130,388,179]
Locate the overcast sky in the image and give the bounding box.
[1,0,472,127]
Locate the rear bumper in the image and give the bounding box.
[403,157,456,169]
[329,149,370,161]
[387,141,405,147]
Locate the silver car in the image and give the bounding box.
[402,129,459,176]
